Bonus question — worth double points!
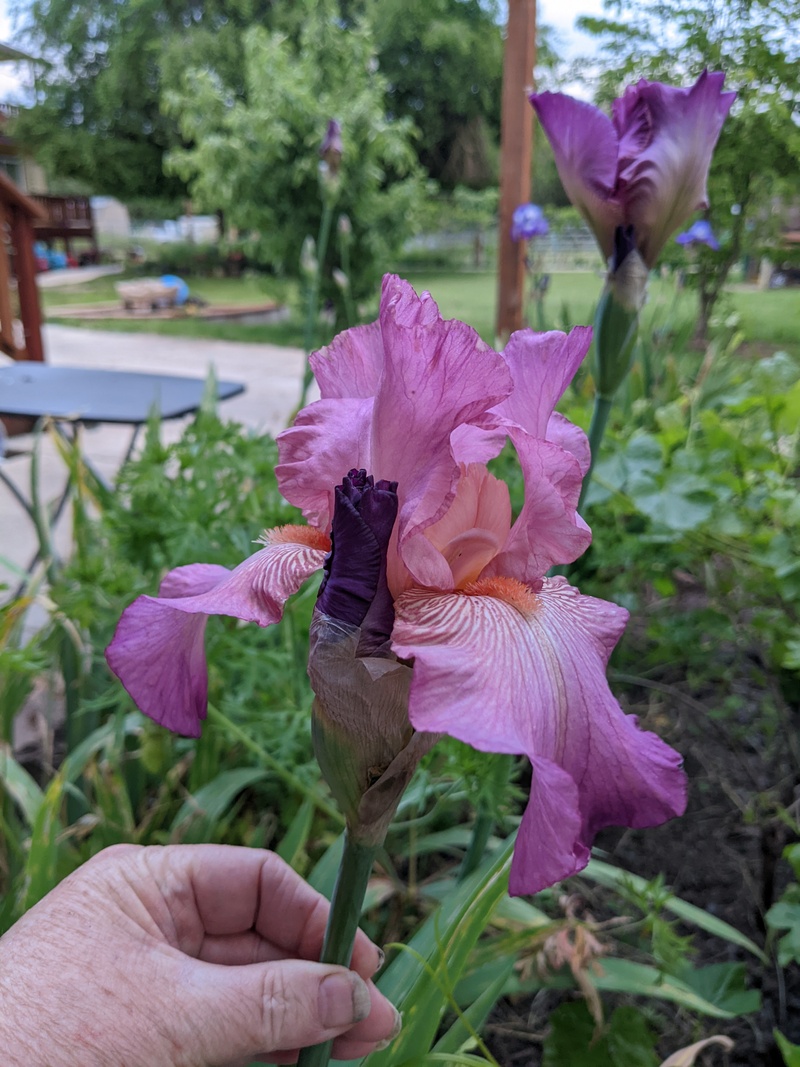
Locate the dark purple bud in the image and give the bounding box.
[319,119,343,174]
[317,469,398,653]
[611,224,637,273]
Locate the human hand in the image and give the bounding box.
[0,844,400,1066]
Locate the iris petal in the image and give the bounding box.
[392,578,686,894]
[106,530,329,736]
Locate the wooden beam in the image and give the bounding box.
[0,203,17,355]
[10,210,45,362]
[495,0,537,345]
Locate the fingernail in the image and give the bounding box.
[374,1007,403,1051]
[319,972,371,1028]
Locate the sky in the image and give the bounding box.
[0,0,608,102]
[537,0,607,60]
[0,1,32,102]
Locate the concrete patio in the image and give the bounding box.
[1,323,307,594]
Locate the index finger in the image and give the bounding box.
[144,844,382,979]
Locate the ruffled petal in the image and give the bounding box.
[158,563,232,598]
[310,320,384,399]
[495,327,593,439]
[512,757,588,894]
[547,412,591,478]
[487,431,591,579]
[106,528,330,736]
[276,397,374,531]
[424,464,512,588]
[392,578,686,894]
[372,276,513,585]
[530,92,624,260]
[614,72,735,266]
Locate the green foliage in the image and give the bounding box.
[6,274,799,1058]
[542,1002,659,1067]
[766,844,800,967]
[776,1029,800,1067]
[163,0,424,312]
[11,0,280,200]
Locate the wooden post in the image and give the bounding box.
[11,210,45,362]
[0,204,16,356]
[495,0,537,345]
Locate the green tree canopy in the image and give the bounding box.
[163,0,424,303]
[11,0,278,202]
[9,0,505,200]
[371,0,503,188]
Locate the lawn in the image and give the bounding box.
[41,266,800,357]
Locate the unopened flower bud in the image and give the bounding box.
[333,268,349,291]
[591,224,649,398]
[300,235,318,278]
[319,119,343,176]
[309,469,436,843]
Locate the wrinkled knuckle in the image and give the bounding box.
[259,968,292,1049]
[89,842,144,867]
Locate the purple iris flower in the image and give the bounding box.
[318,469,399,653]
[512,203,550,241]
[676,219,720,250]
[530,71,735,268]
[106,275,687,895]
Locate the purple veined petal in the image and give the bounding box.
[276,396,375,532]
[530,92,624,260]
[615,71,735,266]
[450,421,508,467]
[494,326,593,440]
[106,527,330,736]
[392,577,686,895]
[310,319,384,399]
[371,276,513,587]
[158,563,232,598]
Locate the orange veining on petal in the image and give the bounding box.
[462,575,540,616]
[260,525,331,550]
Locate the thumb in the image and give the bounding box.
[178,958,373,1064]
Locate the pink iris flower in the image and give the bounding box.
[106,275,686,895]
[530,71,735,268]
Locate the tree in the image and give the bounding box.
[10,0,275,203]
[369,0,504,188]
[163,0,424,307]
[576,0,800,341]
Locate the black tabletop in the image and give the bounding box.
[0,363,245,423]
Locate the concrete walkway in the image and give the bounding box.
[1,324,307,592]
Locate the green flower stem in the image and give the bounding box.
[296,833,380,1067]
[458,754,513,881]
[301,197,336,406]
[339,228,357,329]
[458,806,496,881]
[577,393,614,513]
